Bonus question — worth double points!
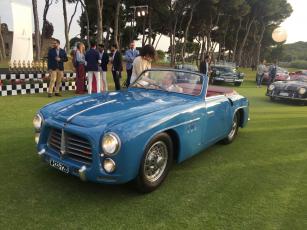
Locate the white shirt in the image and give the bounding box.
[130,56,151,84]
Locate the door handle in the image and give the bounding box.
[207,111,215,117]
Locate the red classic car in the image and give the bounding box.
[289,70,307,80]
[261,67,290,84]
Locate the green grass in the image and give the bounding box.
[1,69,307,229]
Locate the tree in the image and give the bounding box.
[62,0,70,51]
[32,0,41,60]
[96,0,104,45]
[114,0,121,48]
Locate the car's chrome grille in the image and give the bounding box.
[48,128,92,165]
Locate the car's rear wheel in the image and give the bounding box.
[136,133,173,193]
[222,112,240,144]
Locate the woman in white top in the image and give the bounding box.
[130,44,156,85]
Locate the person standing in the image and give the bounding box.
[130,44,155,85]
[75,42,86,94]
[110,44,123,90]
[125,41,139,87]
[47,39,68,97]
[98,44,109,91]
[256,60,267,88]
[268,62,277,87]
[85,41,101,94]
[199,55,210,76]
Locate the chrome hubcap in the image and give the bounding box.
[144,141,168,183]
[229,115,238,138]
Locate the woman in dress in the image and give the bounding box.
[130,44,156,85]
[75,42,86,94]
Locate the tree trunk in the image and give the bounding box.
[181,4,197,64]
[105,25,111,50]
[141,17,146,46]
[68,0,79,33]
[32,0,41,61]
[154,33,162,50]
[62,0,69,51]
[232,17,242,63]
[148,1,152,45]
[96,0,103,45]
[255,22,266,65]
[237,17,255,66]
[114,0,120,48]
[80,0,90,48]
[41,0,52,51]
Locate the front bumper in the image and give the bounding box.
[37,146,124,184]
[266,92,307,101]
[213,77,243,83]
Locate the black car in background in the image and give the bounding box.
[210,65,245,86]
[266,75,307,105]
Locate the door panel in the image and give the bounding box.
[203,96,229,144]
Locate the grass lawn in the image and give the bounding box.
[1,68,307,229]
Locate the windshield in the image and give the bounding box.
[212,66,236,74]
[130,69,203,96]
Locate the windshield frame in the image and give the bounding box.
[129,68,207,97]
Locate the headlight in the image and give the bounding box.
[268,84,275,91]
[102,133,120,156]
[33,114,43,130]
[298,87,306,95]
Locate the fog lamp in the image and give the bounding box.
[35,133,40,144]
[103,158,116,173]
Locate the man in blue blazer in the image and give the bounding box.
[125,41,139,87]
[111,44,123,90]
[85,41,101,94]
[47,39,68,97]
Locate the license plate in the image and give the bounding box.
[225,79,234,82]
[50,160,69,173]
[279,92,289,97]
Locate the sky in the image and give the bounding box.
[0,0,306,51]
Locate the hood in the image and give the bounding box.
[274,81,307,90]
[51,90,191,127]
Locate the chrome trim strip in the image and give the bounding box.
[67,100,117,122]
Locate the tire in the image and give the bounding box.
[234,82,242,86]
[222,112,240,144]
[136,133,173,193]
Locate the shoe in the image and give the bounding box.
[55,93,62,97]
[48,93,52,97]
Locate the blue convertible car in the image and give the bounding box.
[33,69,249,192]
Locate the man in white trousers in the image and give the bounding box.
[98,44,109,91]
[85,41,101,94]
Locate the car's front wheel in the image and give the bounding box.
[136,133,173,193]
[234,82,242,86]
[222,112,240,144]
